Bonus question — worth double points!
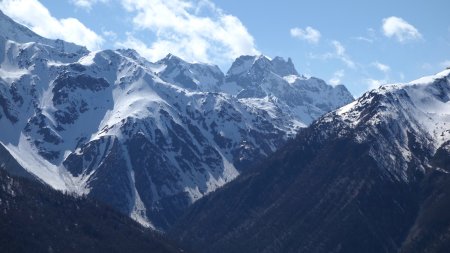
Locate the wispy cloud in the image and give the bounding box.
[371,61,390,73]
[353,36,373,43]
[382,16,422,42]
[70,0,109,10]
[365,78,387,90]
[290,26,321,44]
[331,41,356,69]
[309,40,356,69]
[102,30,118,40]
[115,33,154,58]
[329,69,345,86]
[118,0,259,64]
[353,28,376,43]
[0,0,104,50]
[418,60,450,72]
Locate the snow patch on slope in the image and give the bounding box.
[4,134,68,191]
[329,69,450,181]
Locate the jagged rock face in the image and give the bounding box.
[170,70,450,253]
[223,55,354,126]
[271,56,298,77]
[0,11,354,230]
[155,54,224,92]
[60,87,288,229]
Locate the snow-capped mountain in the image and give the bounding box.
[171,70,450,253]
[223,55,354,127]
[155,53,224,92]
[321,69,450,181]
[0,11,353,229]
[0,11,87,56]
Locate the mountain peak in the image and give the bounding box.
[271,56,298,76]
[160,53,185,64]
[227,54,299,78]
[154,53,224,91]
[0,10,87,55]
[408,68,450,86]
[0,9,42,42]
[226,55,268,78]
[330,69,450,181]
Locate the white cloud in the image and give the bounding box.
[332,41,345,55]
[290,26,321,44]
[353,28,376,43]
[70,0,108,10]
[309,40,355,69]
[118,0,258,64]
[382,16,422,42]
[353,36,373,43]
[116,34,173,60]
[102,30,117,40]
[0,0,104,50]
[332,41,355,69]
[329,69,345,86]
[365,78,386,90]
[372,61,390,73]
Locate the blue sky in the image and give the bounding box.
[1,0,449,96]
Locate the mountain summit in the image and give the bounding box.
[0,10,87,55]
[223,54,354,126]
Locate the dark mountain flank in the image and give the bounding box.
[170,71,450,253]
[0,168,185,253]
